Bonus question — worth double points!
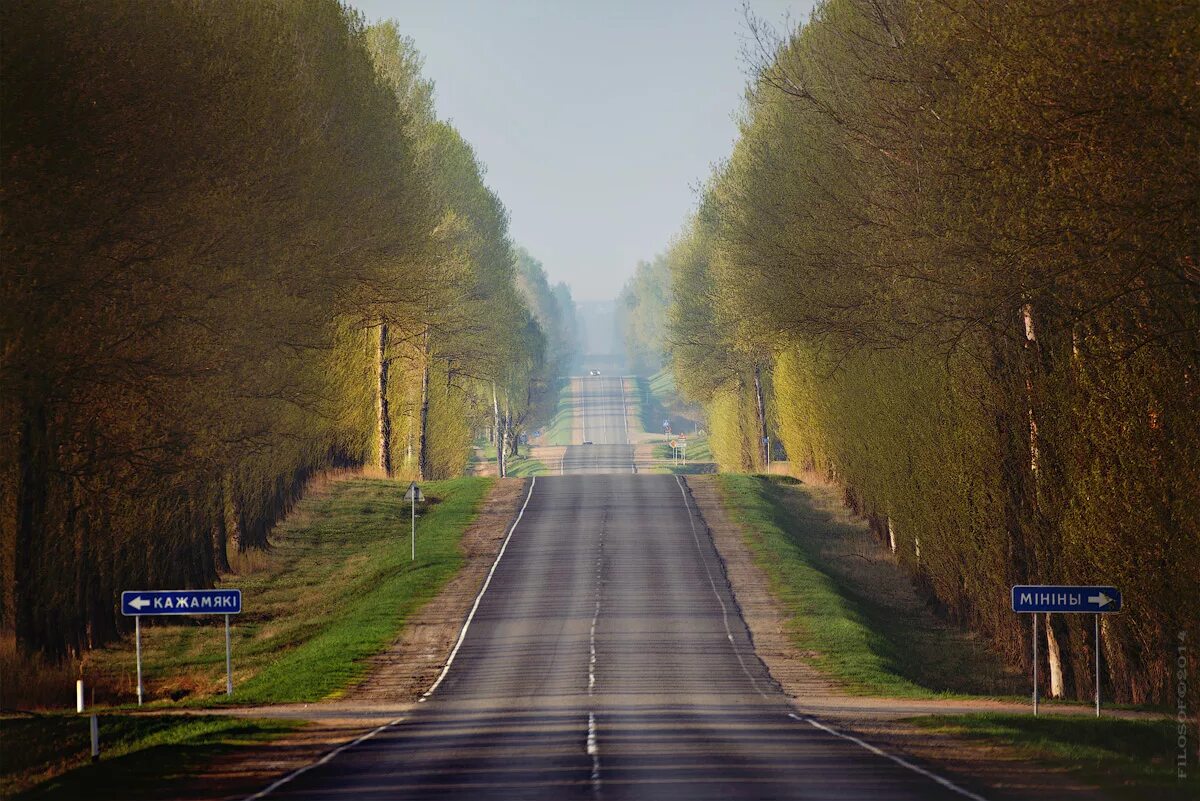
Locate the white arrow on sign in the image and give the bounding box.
[128,596,150,611]
[1088,592,1114,608]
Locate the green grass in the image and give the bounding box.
[716,474,1020,698]
[908,713,1198,801]
[635,373,672,435]
[89,476,492,706]
[646,435,717,474]
[504,455,547,477]
[468,443,549,474]
[635,368,704,436]
[542,378,574,445]
[3,713,300,800]
[652,434,713,462]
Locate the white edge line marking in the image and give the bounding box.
[586,508,604,794]
[676,473,986,800]
[424,476,537,699]
[674,475,769,699]
[243,477,539,801]
[789,713,989,801]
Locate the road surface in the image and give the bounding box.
[258,376,980,800]
[560,374,635,474]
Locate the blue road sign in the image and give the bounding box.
[121,589,242,616]
[1011,585,1121,614]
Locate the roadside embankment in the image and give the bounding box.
[686,472,1184,800]
[3,475,530,799]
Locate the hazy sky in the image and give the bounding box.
[347,0,813,301]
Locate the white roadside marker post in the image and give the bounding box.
[405,482,423,562]
[76,679,84,713]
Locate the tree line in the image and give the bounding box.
[628,0,1198,705]
[616,255,671,375]
[0,1,575,658]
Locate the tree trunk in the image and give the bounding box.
[505,399,517,458]
[1045,613,1065,697]
[418,329,431,481]
[492,381,505,478]
[223,471,244,553]
[72,497,89,654]
[1022,302,1041,480]
[212,483,231,574]
[14,400,47,653]
[753,363,769,469]
[377,322,392,476]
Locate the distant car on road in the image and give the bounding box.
[589,369,600,376]
[582,440,593,445]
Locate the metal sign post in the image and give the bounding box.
[405,482,424,561]
[1032,613,1038,715]
[225,614,233,696]
[121,589,243,704]
[1011,585,1121,717]
[135,614,143,706]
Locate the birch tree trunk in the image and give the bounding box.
[418,328,430,481]
[1022,303,1066,688]
[377,322,392,476]
[212,484,231,574]
[492,381,505,477]
[1045,613,1066,697]
[753,363,769,468]
[505,398,516,458]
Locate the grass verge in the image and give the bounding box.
[716,473,1021,697]
[652,434,713,462]
[504,456,547,477]
[86,476,492,706]
[908,713,1197,801]
[636,369,703,435]
[3,713,300,799]
[470,446,546,477]
[543,378,574,446]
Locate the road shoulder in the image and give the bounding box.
[171,478,531,801]
[683,474,1115,800]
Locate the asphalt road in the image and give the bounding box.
[560,374,635,475]
[259,376,980,800]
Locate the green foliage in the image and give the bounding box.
[656,0,1198,707]
[0,3,566,661]
[616,255,671,374]
[506,249,581,449]
[717,475,1018,697]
